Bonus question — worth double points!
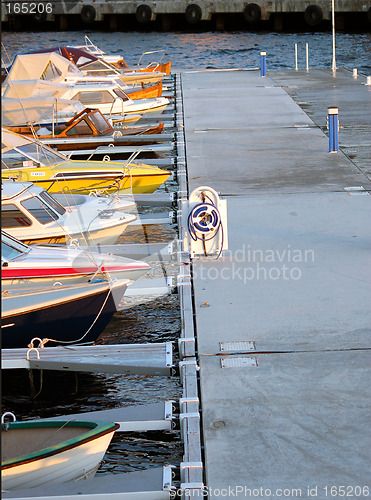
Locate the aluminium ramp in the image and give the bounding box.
[2,467,173,500]
[2,343,173,375]
[64,143,174,156]
[41,401,174,432]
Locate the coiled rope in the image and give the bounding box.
[187,192,224,259]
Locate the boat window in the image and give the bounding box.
[113,78,126,89]
[89,112,111,133]
[84,70,114,77]
[73,90,114,105]
[39,191,66,216]
[41,61,62,81]
[21,197,58,224]
[65,118,93,136]
[1,231,30,253]
[1,240,25,261]
[3,142,66,167]
[2,150,36,169]
[2,204,32,228]
[80,60,108,71]
[113,88,130,101]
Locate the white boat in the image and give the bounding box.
[2,181,136,247]
[1,416,119,491]
[60,81,169,116]
[1,230,150,290]
[74,36,172,75]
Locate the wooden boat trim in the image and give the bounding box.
[2,420,119,469]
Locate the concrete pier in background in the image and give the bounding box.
[181,68,371,497]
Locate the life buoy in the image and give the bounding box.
[80,5,96,24]
[304,5,323,26]
[185,4,202,24]
[136,4,152,23]
[243,3,261,24]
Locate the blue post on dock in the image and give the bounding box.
[328,107,339,153]
[260,51,267,77]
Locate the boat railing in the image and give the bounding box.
[109,96,124,118]
[138,50,165,68]
[83,35,105,56]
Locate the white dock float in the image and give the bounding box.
[65,143,174,156]
[47,134,174,146]
[125,277,174,300]
[2,467,174,500]
[131,158,175,167]
[2,343,173,375]
[96,242,176,260]
[41,401,174,432]
[131,192,175,206]
[174,74,205,496]
[129,212,174,226]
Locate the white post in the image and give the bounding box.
[331,0,336,72]
[306,43,309,71]
[295,43,298,70]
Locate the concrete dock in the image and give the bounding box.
[181,68,371,497]
[2,1,370,30]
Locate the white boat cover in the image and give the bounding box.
[3,52,82,85]
[1,97,85,126]
[2,79,68,99]
[1,128,34,152]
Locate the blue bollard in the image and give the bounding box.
[328,107,339,153]
[260,51,266,77]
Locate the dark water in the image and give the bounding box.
[2,31,371,74]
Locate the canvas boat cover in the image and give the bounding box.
[1,97,85,127]
[3,52,82,85]
[29,46,98,68]
[1,128,34,153]
[2,79,68,99]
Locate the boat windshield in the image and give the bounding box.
[113,88,130,101]
[21,196,59,224]
[89,111,112,133]
[39,191,66,216]
[2,143,67,168]
[1,232,29,262]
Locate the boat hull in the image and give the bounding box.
[3,162,170,195]
[1,280,128,348]
[126,82,163,99]
[6,216,135,248]
[2,420,119,491]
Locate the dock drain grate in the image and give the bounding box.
[220,357,257,368]
[219,341,255,353]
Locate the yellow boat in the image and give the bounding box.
[1,129,170,195]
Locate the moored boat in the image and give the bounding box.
[1,181,136,246]
[1,417,119,490]
[1,230,151,289]
[74,37,172,75]
[5,105,165,151]
[1,278,130,348]
[1,129,171,195]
